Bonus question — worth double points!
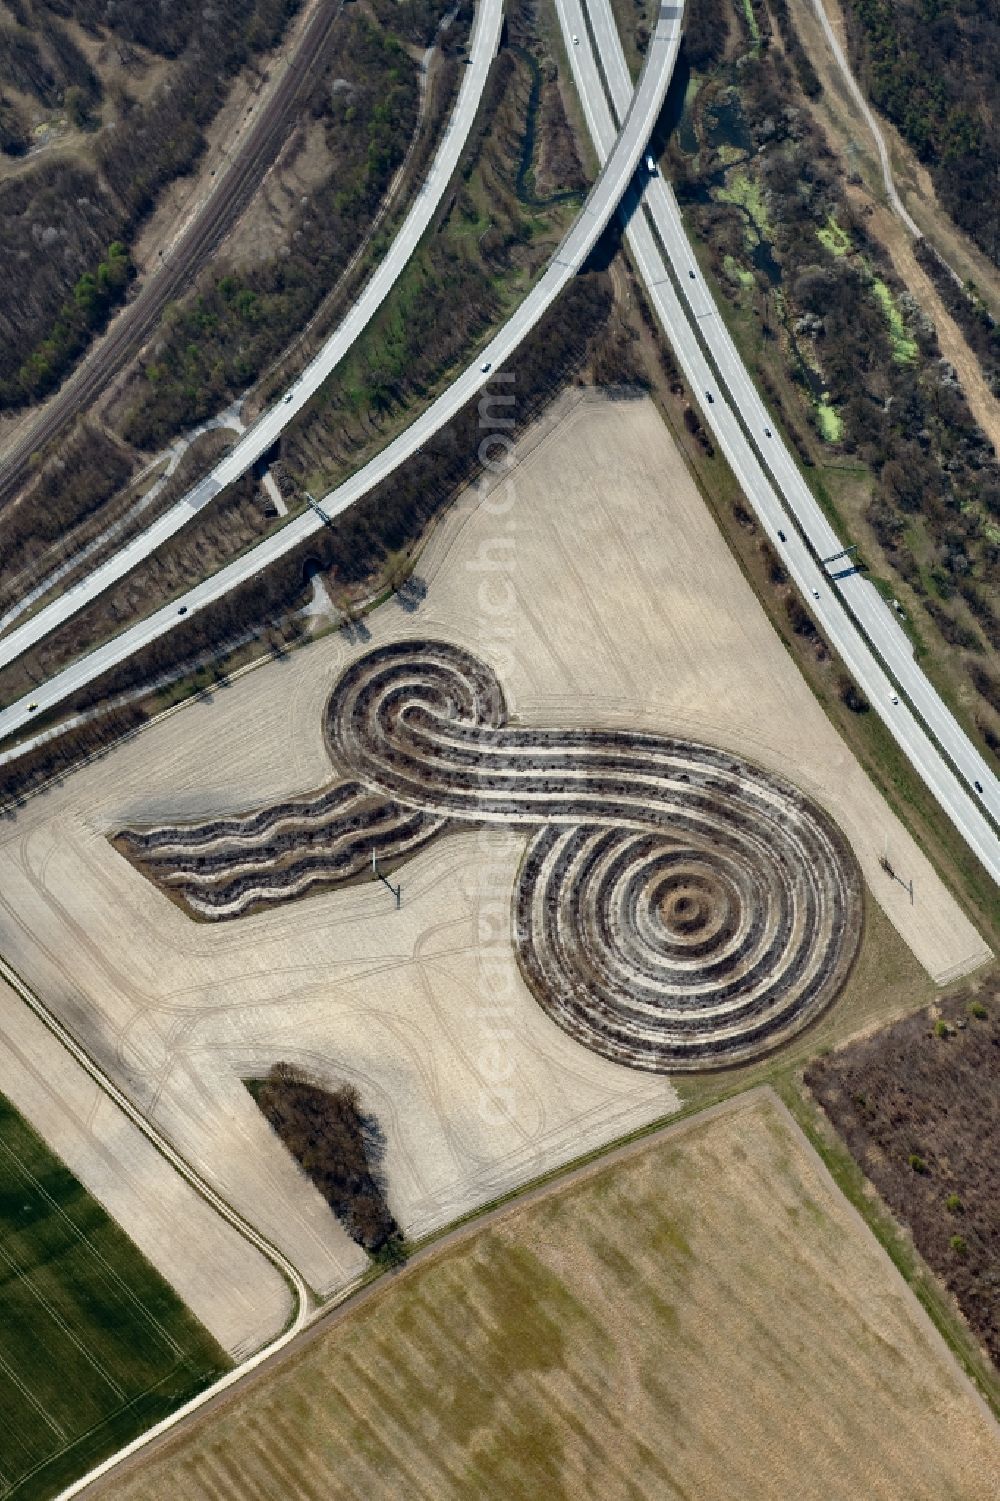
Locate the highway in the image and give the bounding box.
[0,0,505,671]
[0,5,682,739]
[587,0,999,821]
[637,153,1000,837]
[558,0,999,883]
[1,0,994,885]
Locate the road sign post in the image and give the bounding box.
[371,848,401,908]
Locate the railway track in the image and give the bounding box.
[0,0,345,510]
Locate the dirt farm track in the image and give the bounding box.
[121,638,864,1072]
[95,1091,1000,1501]
[0,394,988,1353]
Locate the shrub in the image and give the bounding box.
[64,85,91,129]
[760,540,787,586]
[251,1065,400,1254]
[977,717,1000,758]
[934,1019,950,1038]
[785,595,817,638]
[945,1194,963,1213]
[908,1153,927,1173]
[949,1235,967,1256]
[370,1235,409,1270]
[968,1001,988,1020]
[839,675,870,714]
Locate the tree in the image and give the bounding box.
[64,86,90,129]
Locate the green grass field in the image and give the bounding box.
[0,1093,229,1501]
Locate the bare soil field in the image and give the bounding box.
[0,394,986,1307]
[0,1086,228,1501]
[120,637,865,1072]
[0,976,291,1359]
[806,985,1000,1366]
[97,1090,1000,1501]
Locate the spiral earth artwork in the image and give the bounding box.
[117,641,863,1071]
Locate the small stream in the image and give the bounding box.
[510,45,583,209]
[675,74,832,420]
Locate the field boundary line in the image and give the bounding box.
[80,1090,775,1491]
[0,1346,66,1441]
[0,951,312,1501]
[774,1087,1000,1434]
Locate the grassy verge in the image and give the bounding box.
[284,15,587,495]
[625,261,999,943]
[240,26,470,422]
[667,19,1000,786]
[0,471,282,711]
[776,1076,1000,1418]
[1,428,239,633]
[607,0,649,80]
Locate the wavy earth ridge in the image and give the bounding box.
[117,640,863,1071]
[115,781,446,920]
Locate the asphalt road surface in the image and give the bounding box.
[558,0,999,882]
[0,3,682,741]
[0,0,503,670]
